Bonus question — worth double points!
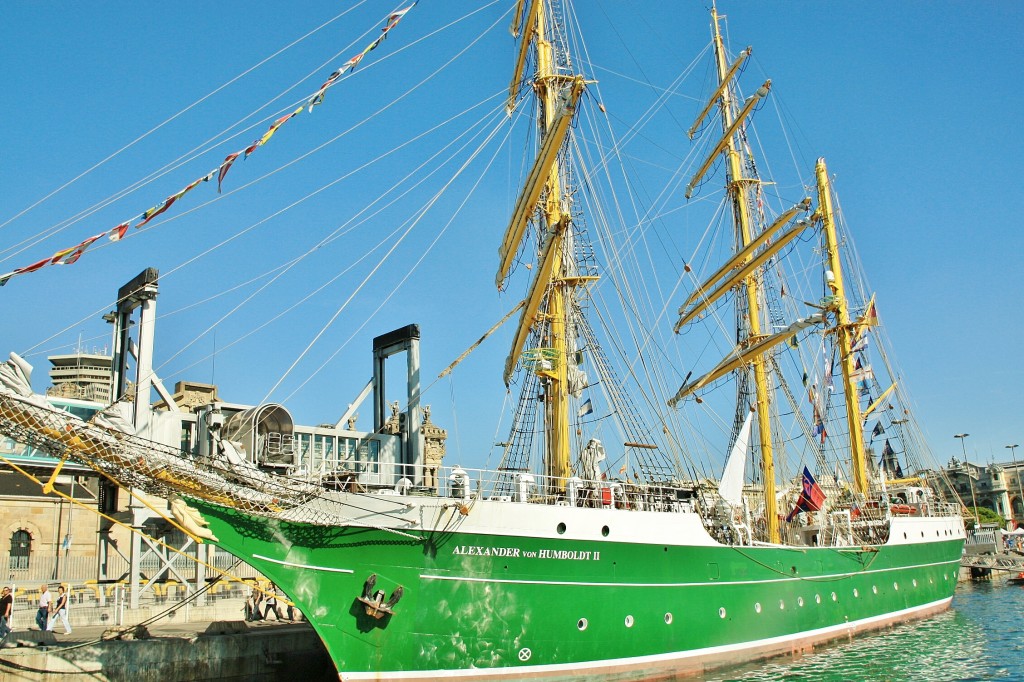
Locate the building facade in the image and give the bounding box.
[941,457,1024,527]
[46,351,114,404]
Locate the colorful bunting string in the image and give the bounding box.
[0,2,418,288]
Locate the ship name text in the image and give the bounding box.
[451,545,600,561]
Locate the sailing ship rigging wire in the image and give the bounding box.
[0,2,968,496]
[0,3,505,280]
[13,89,513,371]
[0,3,374,241]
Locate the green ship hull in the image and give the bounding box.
[190,497,964,680]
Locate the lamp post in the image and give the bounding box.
[1006,444,1024,527]
[955,433,979,527]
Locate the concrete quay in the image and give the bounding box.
[0,618,337,682]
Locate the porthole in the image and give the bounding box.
[779,600,785,610]
[557,522,566,535]
[831,592,837,602]
[815,594,821,604]
[625,615,634,628]
[893,582,899,591]
[853,588,859,598]
[719,607,727,619]
[577,618,588,631]
[903,532,907,540]
[797,596,804,607]
[872,585,878,594]
[601,525,610,537]
[943,573,947,581]
[912,579,918,588]
[664,612,673,625]
[754,602,762,613]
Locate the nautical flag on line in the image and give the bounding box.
[812,405,826,444]
[136,195,177,228]
[108,221,131,242]
[786,467,827,521]
[60,234,102,265]
[871,421,884,438]
[14,257,50,274]
[258,107,303,147]
[218,152,241,193]
[578,398,593,418]
[864,295,879,326]
[850,364,873,388]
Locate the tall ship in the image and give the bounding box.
[0,2,964,680]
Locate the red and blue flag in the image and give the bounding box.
[786,467,826,521]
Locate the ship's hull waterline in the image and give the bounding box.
[188,496,964,680]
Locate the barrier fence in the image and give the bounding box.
[1,550,274,629]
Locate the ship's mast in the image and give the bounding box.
[710,9,780,542]
[499,1,586,488]
[815,158,869,494]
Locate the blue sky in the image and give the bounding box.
[2,1,1022,473]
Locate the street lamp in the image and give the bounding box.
[954,433,970,458]
[1006,444,1024,527]
[955,434,979,526]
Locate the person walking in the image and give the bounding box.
[49,585,71,634]
[251,586,264,621]
[0,586,13,642]
[35,585,51,631]
[263,583,284,620]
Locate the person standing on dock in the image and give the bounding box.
[245,584,262,622]
[0,586,12,642]
[49,585,71,634]
[36,584,51,631]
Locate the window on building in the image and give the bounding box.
[9,530,30,570]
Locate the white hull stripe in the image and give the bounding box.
[252,554,354,573]
[339,596,953,680]
[419,557,959,588]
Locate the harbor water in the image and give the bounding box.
[708,580,1024,681]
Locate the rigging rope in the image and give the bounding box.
[0,2,372,242]
[2,0,492,287]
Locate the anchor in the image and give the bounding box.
[357,573,404,619]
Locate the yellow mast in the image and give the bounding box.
[710,8,780,542]
[501,1,585,488]
[815,158,869,493]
